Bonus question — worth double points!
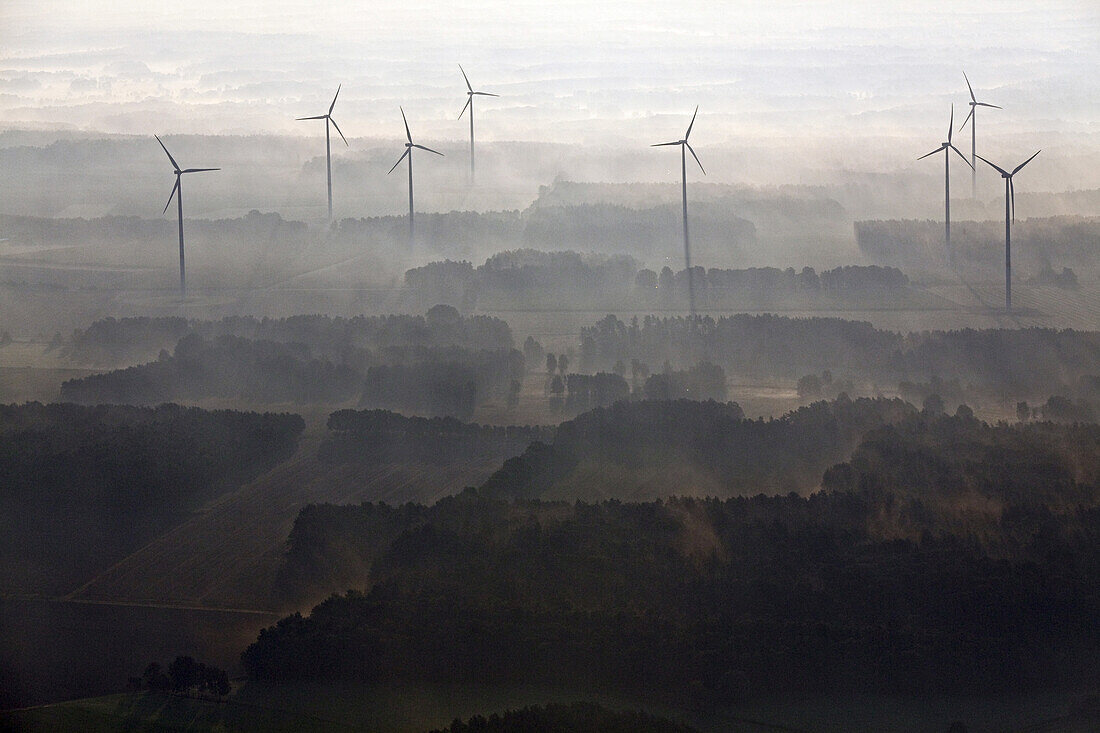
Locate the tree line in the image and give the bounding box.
[60,309,525,417]
[64,307,514,367]
[404,249,916,312]
[576,314,1100,397]
[130,656,230,698]
[856,215,1100,276]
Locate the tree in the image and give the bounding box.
[658,266,674,293]
[168,656,199,692]
[558,354,569,375]
[922,393,945,416]
[613,360,626,377]
[523,337,544,370]
[797,374,822,398]
[143,662,170,691]
[546,353,557,376]
[212,670,231,696]
[1016,401,1030,422]
[549,375,565,412]
[507,379,522,408]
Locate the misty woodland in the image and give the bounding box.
[2,1,1100,732]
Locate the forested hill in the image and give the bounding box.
[479,397,915,501]
[59,308,524,418]
[824,414,1100,509]
[0,402,304,595]
[246,407,1100,704]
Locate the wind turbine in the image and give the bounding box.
[388,107,443,246]
[959,72,1001,198]
[457,65,498,183]
[652,106,705,319]
[975,150,1040,312]
[296,85,348,223]
[155,135,218,298]
[917,104,972,266]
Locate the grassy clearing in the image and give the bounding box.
[6,684,1100,733]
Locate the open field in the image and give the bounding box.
[0,409,528,708]
[5,683,1100,732]
[69,420,509,613]
[0,598,277,710]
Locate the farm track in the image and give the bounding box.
[70,425,506,611]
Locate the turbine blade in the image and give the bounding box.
[1012,149,1040,175]
[684,105,698,140]
[154,135,180,171]
[459,64,473,93]
[413,143,444,156]
[472,91,499,97]
[963,70,975,102]
[387,148,410,175]
[917,148,942,161]
[180,167,219,173]
[329,84,341,115]
[948,103,954,143]
[296,115,327,120]
[162,178,180,214]
[950,144,973,169]
[975,153,1009,177]
[976,102,1001,109]
[329,117,348,146]
[1010,178,1015,221]
[686,142,705,175]
[458,97,471,119]
[959,107,974,131]
[651,141,681,147]
[400,106,411,142]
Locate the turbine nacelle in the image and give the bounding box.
[155,136,218,213]
[388,107,445,175]
[295,86,348,146]
[458,65,499,119]
[975,150,1040,221]
[959,71,1002,131]
[917,105,972,170]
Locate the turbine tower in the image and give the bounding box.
[652,106,705,318]
[960,72,1001,199]
[155,135,218,298]
[975,150,1040,312]
[917,104,972,266]
[297,85,348,223]
[457,65,498,183]
[388,107,443,246]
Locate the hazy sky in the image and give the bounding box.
[3,0,1097,139]
[2,0,1100,199]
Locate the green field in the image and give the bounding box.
[6,683,1100,733]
